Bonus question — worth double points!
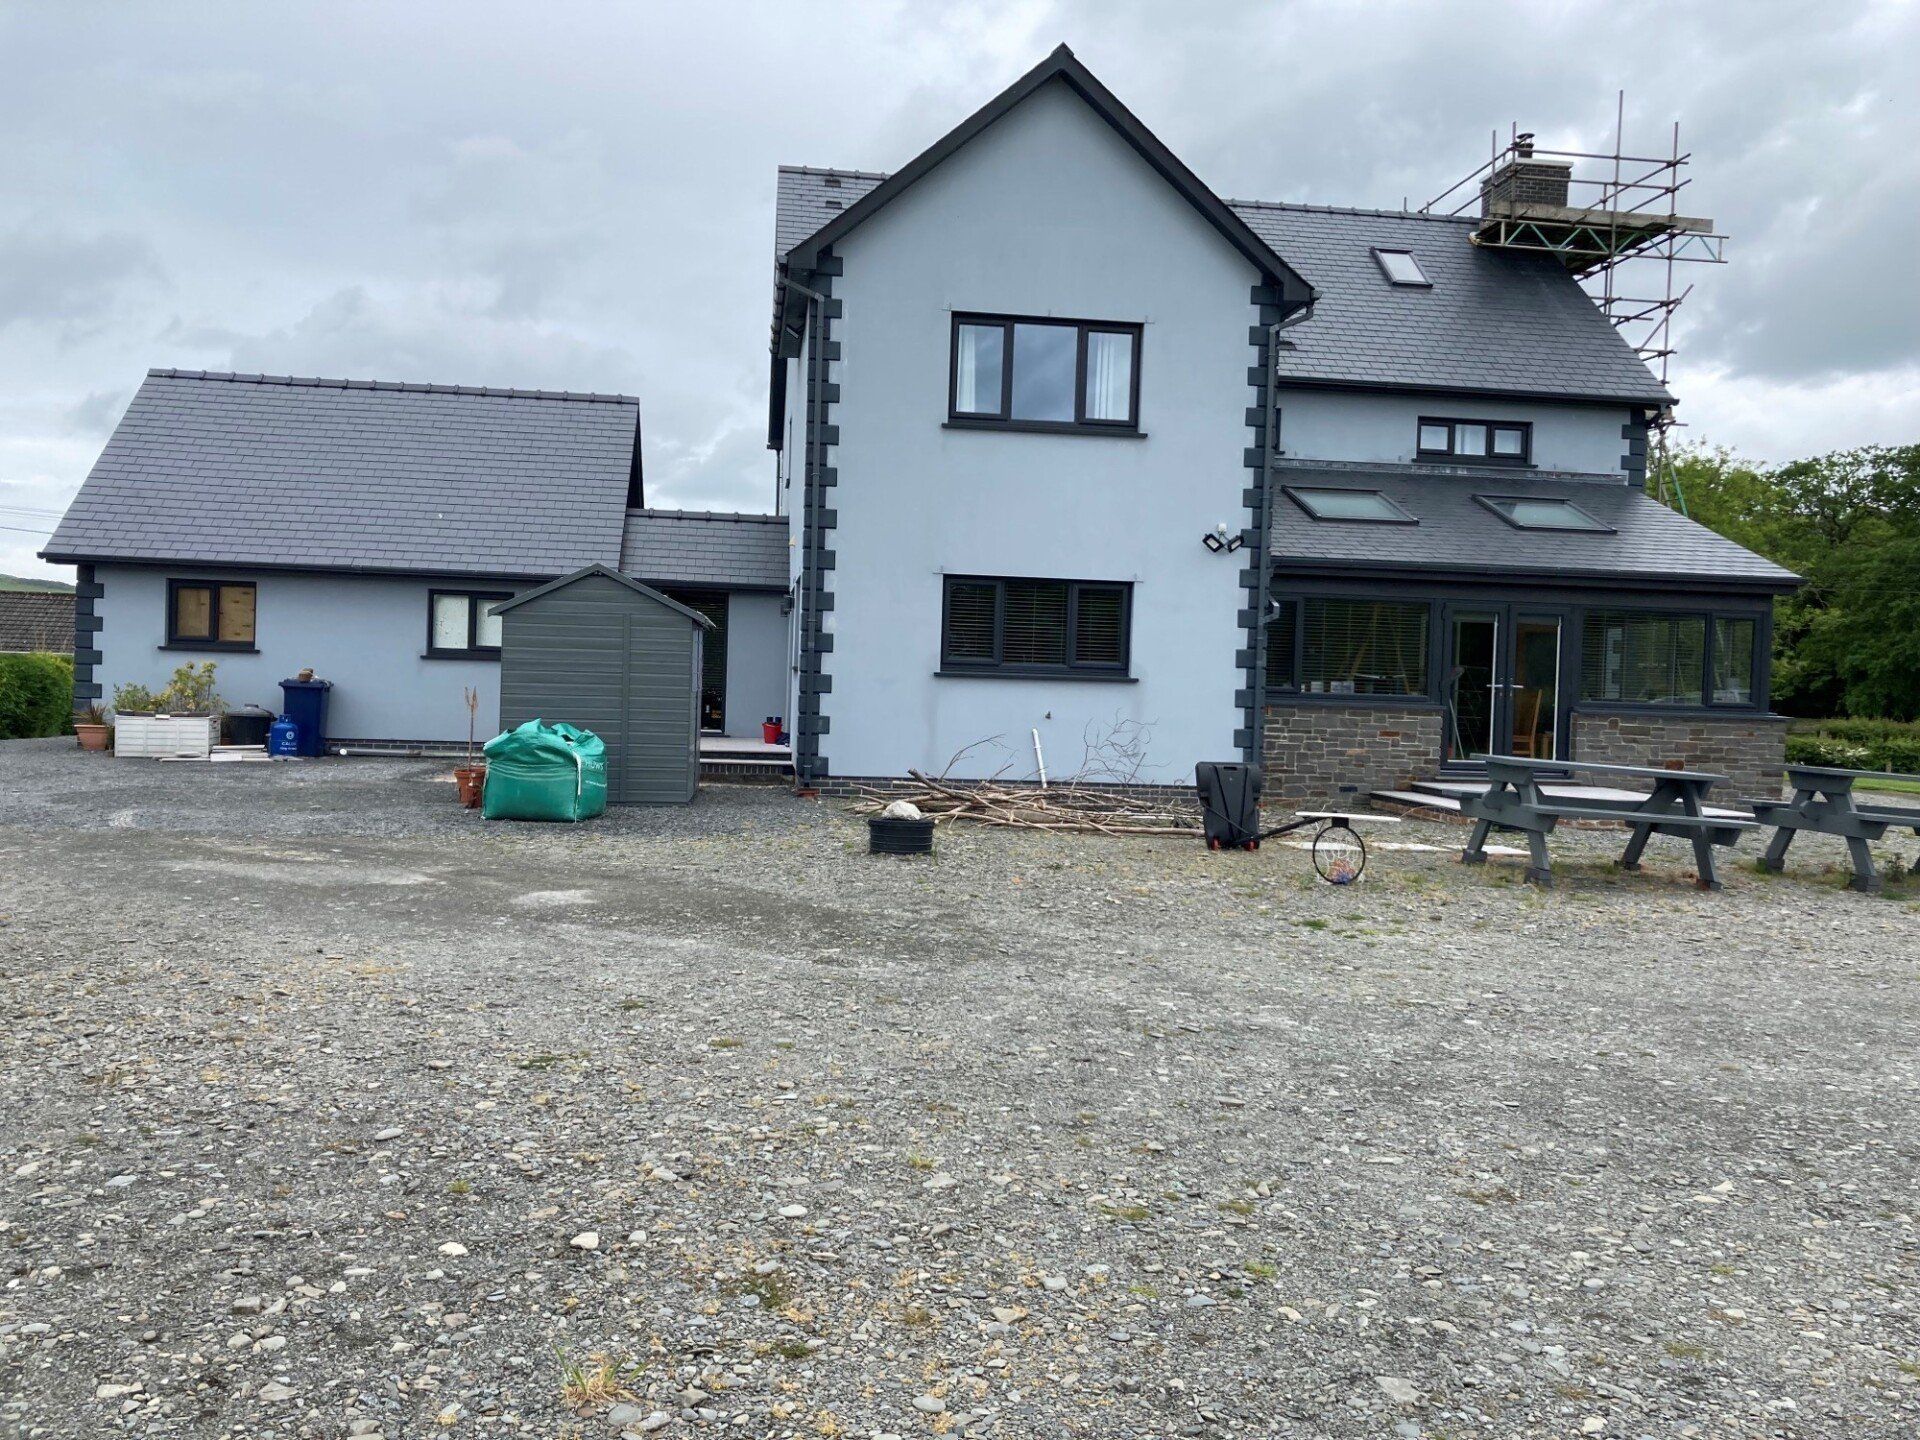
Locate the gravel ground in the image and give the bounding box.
[2,735,1917,1439]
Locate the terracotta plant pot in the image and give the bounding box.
[454,764,486,808]
[75,722,111,752]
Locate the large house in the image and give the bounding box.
[45,45,1797,797]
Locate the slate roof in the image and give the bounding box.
[1231,202,1672,405]
[0,591,74,653]
[1269,465,1799,590]
[619,509,790,591]
[43,370,641,578]
[773,170,1672,405]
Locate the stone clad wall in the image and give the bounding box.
[1261,704,1443,803]
[1571,712,1788,797]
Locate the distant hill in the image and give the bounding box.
[0,572,74,593]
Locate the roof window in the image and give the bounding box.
[1373,248,1430,287]
[1475,495,1614,533]
[1283,486,1418,524]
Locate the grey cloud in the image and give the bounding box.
[0,225,165,334]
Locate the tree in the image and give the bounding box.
[1656,443,1920,720]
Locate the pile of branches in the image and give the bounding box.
[853,769,1199,836]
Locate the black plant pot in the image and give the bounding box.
[868,816,935,856]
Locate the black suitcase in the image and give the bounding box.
[1196,761,1262,850]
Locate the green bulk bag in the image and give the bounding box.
[480,719,608,822]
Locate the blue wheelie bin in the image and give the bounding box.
[278,677,333,757]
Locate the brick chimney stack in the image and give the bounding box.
[1480,139,1574,215]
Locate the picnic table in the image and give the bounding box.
[1749,764,1920,893]
[1459,754,1756,890]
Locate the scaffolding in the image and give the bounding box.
[1419,95,1726,513]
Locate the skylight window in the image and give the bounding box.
[1373,248,1430,287]
[1475,495,1615,533]
[1283,486,1418,524]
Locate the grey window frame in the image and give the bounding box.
[1371,247,1431,288]
[946,313,1143,435]
[1282,485,1420,525]
[1473,493,1615,533]
[164,577,258,652]
[938,574,1134,679]
[1577,606,1761,712]
[426,589,513,660]
[1416,416,1533,466]
[1266,594,1434,701]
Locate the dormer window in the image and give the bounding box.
[1373,248,1429,287]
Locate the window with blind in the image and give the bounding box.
[940,576,1131,676]
[1579,612,1706,706]
[1712,617,1756,705]
[167,579,257,649]
[1270,597,1429,697]
[949,314,1141,431]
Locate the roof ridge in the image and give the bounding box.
[1226,199,1478,225]
[145,368,639,406]
[628,508,784,523]
[778,164,890,181]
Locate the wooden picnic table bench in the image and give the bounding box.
[1459,754,1756,890]
[1748,763,1920,893]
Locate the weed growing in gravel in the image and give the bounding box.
[554,1344,638,1410]
[618,999,646,1011]
[1217,1198,1256,1216]
[709,1036,744,1049]
[1245,1261,1277,1280]
[772,1338,813,1360]
[726,1268,795,1311]
[517,1051,586,1071]
[1098,1201,1151,1222]
[906,1151,937,1171]
[447,1179,471,1197]
[1663,1341,1710,1360]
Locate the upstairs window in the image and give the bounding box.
[428,590,511,659]
[1373,249,1430,287]
[1417,417,1532,465]
[167,579,256,649]
[940,575,1131,676]
[950,315,1141,432]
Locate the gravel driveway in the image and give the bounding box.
[2,737,1917,1438]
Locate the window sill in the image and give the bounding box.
[1413,454,1533,468]
[160,642,259,654]
[423,650,502,662]
[1572,701,1766,718]
[943,419,1146,439]
[935,669,1137,683]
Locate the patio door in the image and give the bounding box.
[1442,606,1567,767]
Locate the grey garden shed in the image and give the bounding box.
[492,565,713,804]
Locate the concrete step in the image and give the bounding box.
[1371,788,1464,814]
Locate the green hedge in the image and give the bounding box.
[0,652,75,739]
[1787,717,1920,774]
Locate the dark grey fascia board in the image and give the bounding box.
[781,44,1316,312]
[489,563,716,628]
[1270,374,1674,410]
[1268,555,1802,596]
[40,552,558,587]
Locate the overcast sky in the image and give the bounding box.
[3,0,1916,580]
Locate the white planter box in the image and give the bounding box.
[114,713,219,759]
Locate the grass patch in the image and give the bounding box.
[447,1179,471,1197]
[1098,1202,1152,1223]
[906,1151,936,1171]
[772,1337,813,1360]
[708,1036,744,1050]
[1663,1340,1710,1360]
[726,1268,796,1311]
[1217,1198,1256,1216]
[554,1345,638,1410]
[618,999,646,1012]
[516,1051,585,1071]
[1245,1261,1277,1280]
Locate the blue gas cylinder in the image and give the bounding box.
[268,718,301,757]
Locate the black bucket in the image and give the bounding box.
[869,816,935,856]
